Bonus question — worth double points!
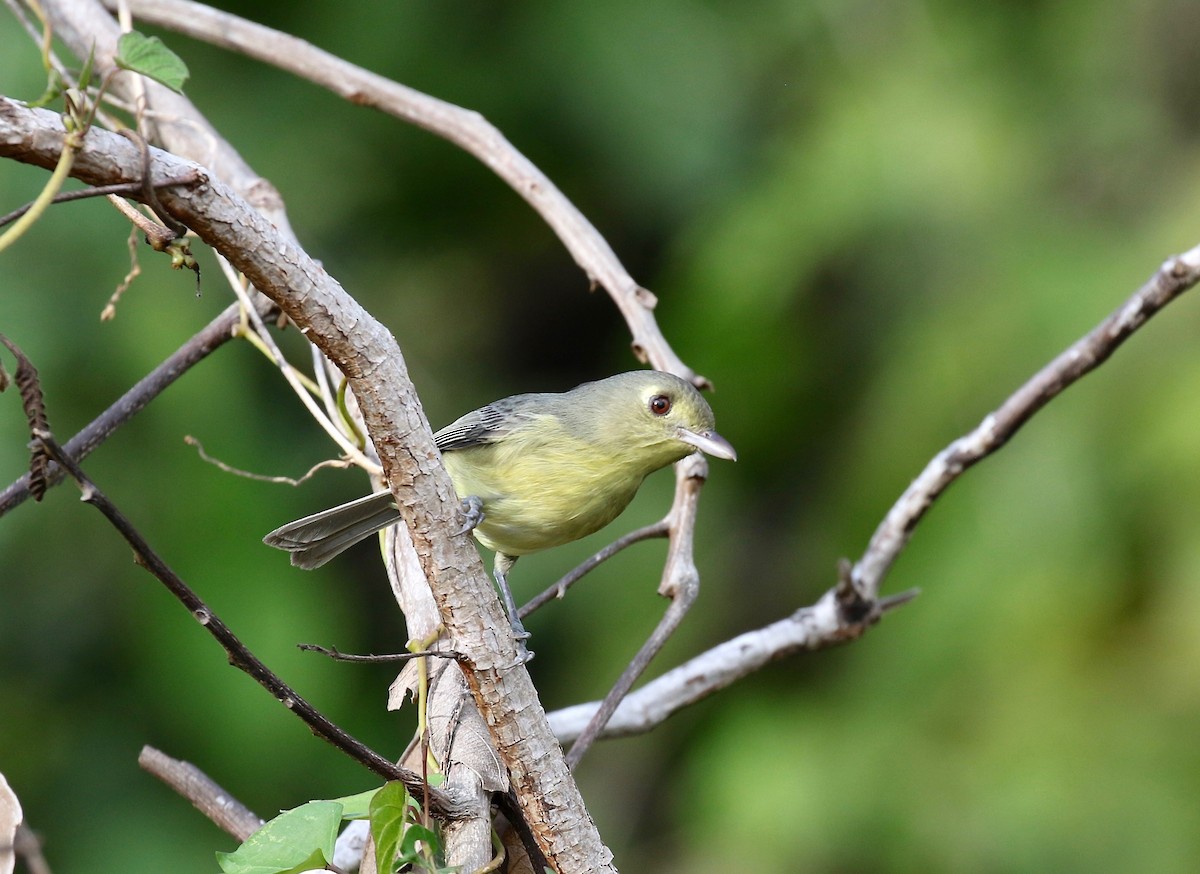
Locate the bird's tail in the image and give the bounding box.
[263,489,401,569]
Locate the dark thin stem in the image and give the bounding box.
[518,519,669,619]
[116,128,188,237]
[298,643,462,663]
[496,789,551,873]
[0,297,268,517]
[35,431,468,820]
[0,172,199,228]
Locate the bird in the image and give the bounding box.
[264,370,736,654]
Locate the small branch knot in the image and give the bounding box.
[834,558,875,625]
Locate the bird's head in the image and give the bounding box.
[574,371,737,468]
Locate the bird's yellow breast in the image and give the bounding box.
[442,417,652,557]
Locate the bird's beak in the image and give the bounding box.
[678,427,738,461]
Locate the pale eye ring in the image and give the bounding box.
[649,394,672,416]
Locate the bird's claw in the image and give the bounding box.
[512,640,535,665]
[509,618,534,663]
[456,495,485,536]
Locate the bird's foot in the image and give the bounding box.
[456,495,485,535]
[511,642,535,666]
[509,617,534,664]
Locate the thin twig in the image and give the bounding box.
[33,430,469,820]
[185,435,352,485]
[105,190,177,250]
[518,519,670,619]
[298,643,463,663]
[563,455,708,769]
[0,172,199,229]
[564,580,697,770]
[101,226,143,320]
[117,128,187,236]
[216,255,380,474]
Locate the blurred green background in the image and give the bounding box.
[4,1,1200,871]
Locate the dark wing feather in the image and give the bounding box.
[434,398,535,452]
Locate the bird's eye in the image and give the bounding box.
[649,394,672,416]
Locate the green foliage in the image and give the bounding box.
[370,782,449,874]
[114,31,189,93]
[215,801,341,874]
[327,786,380,820]
[77,45,95,93]
[368,782,409,873]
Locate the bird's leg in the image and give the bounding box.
[455,500,532,661]
[493,553,533,662]
[456,495,485,535]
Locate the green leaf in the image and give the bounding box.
[398,823,439,862]
[215,801,342,874]
[114,31,189,92]
[78,45,95,92]
[327,787,380,820]
[369,782,410,873]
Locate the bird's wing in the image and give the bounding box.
[434,398,535,451]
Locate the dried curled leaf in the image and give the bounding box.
[0,332,51,500]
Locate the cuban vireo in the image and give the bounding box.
[264,370,736,649]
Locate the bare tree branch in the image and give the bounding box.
[138,746,263,842]
[548,588,917,744]
[850,246,1200,601]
